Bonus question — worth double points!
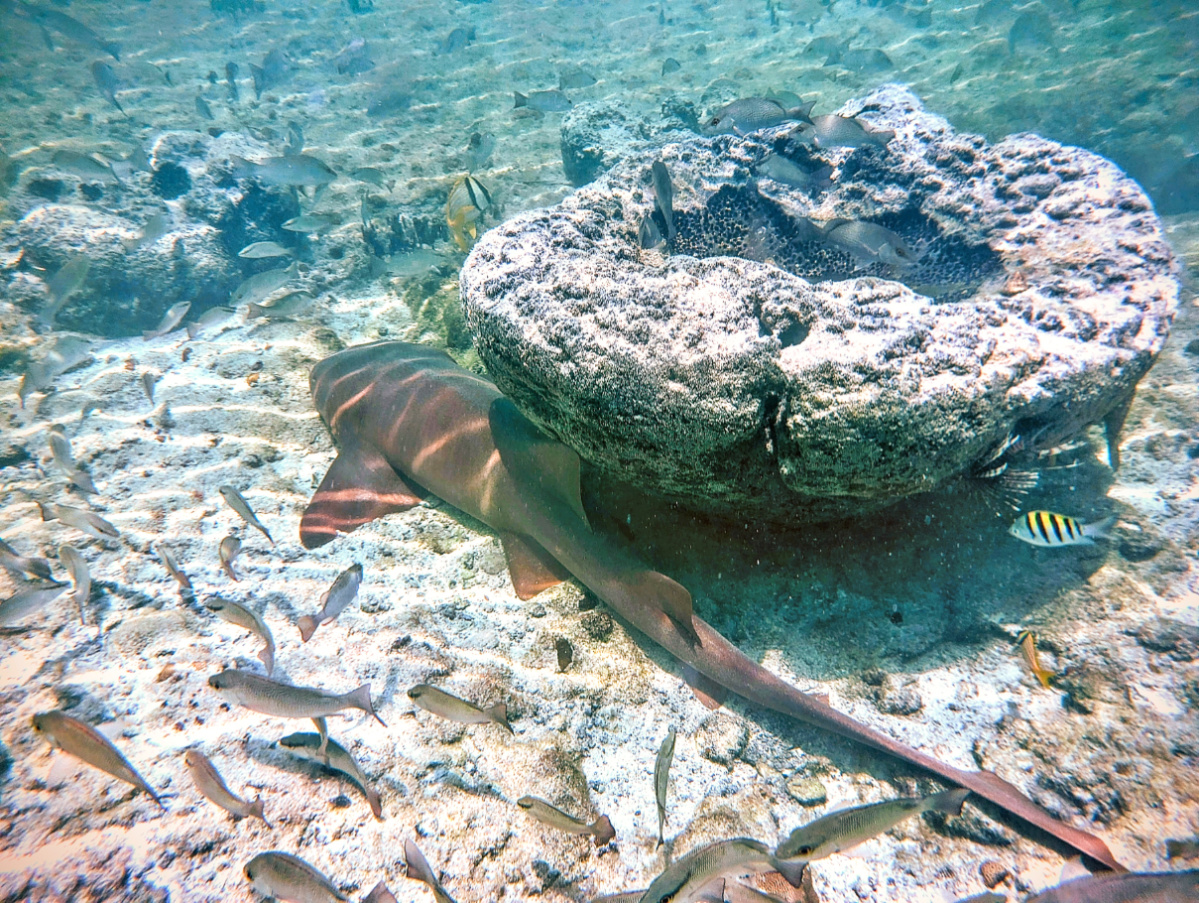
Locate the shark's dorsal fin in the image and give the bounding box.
[489,398,589,527]
[499,532,571,600]
[300,441,423,548]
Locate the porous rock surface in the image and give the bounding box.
[461,85,1180,524]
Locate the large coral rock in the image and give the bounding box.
[461,86,1179,524]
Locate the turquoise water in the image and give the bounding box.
[1,1,1198,902]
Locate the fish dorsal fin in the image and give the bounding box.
[489,398,589,527]
[300,440,423,549]
[499,533,571,600]
[682,664,728,710]
[694,878,726,903]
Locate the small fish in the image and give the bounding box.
[123,211,171,253]
[141,371,158,404]
[231,154,335,188]
[370,250,446,279]
[208,669,385,726]
[282,213,340,233]
[776,788,969,862]
[219,485,275,545]
[640,838,792,903]
[47,424,77,472]
[37,502,119,540]
[445,174,493,251]
[654,726,676,847]
[350,166,388,187]
[1009,9,1055,54]
[439,26,475,54]
[1015,630,1054,688]
[558,66,597,90]
[278,732,382,819]
[820,219,917,268]
[231,262,297,306]
[755,154,833,190]
[0,580,69,627]
[31,710,165,808]
[185,306,235,339]
[238,241,292,259]
[0,538,53,582]
[638,215,663,250]
[90,60,125,114]
[407,684,512,733]
[1024,870,1199,903]
[1009,511,1113,548]
[247,290,315,321]
[651,160,676,242]
[517,795,615,846]
[249,47,291,99]
[334,37,374,76]
[42,255,90,325]
[195,95,214,121]
[464,131,495,172]
[218,535,242,581]
[19,336,92,407]
[225,61,240,102]
[22,6,120,59]
[50,150,117,182]
[144,301,191,339]
[805,114,894,149]
[513,89,572,112]
[205,597,275,675]
[824,47,893,74]
[184,749,269,824]
[153,541,192,592]
[702,97,815,135]
[403,839,457,903]
[661,58,681,75]
[298,563,363,642]
[58,544,90,624]
[244,852,348,903]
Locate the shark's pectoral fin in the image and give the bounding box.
[499,533,571,600]
[300,442,423,549]
[489,398,589,528]
[681,664,728,710]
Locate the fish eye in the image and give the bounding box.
[793,844,815,856]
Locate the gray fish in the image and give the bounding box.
[0,580,69,627]
[661,58,681,75]
[407,684,512,733]
[244,852,348,903]
[37,502,118,540]
[805,114,894,149]
[90,61,125,114]
[153,541,192,592]
[654,726,676,847]
[403,839,457,903]
[58,544,90,624]
[350,167,388,187]
[19,336,91,406]
[231,263,298,306]
[824,47,893,74]
[238,241,292,259]
[776,788,969,862]
[754,154,833,190]
[639,215,663,250]
[50,150,117,182]
[558,66,597,90]
[639,838,793,903]
[334,38,374,76]
[513,89,572,112]
[1009,9,1055,53]
[0,538,53,582]
[218,535,242,581]
[282,213,340,233]
[123,212,171,253]
[702,97,815,135]
[439,26,475,54]
[651,160,675,242]
[184,749,269,824]
[186,306,235,340]
[219,485,274,545]
[517,795,615,846]
[250,47,291,99]
[204,597,274,675]
[278,731,382,819]
[144,301,191,340]
[820,219,917,268]
[225,62,240,102]
[24,6,120,59]
[297,563,363,642]
[31,710,165,808]
[47,424,76,472]
[141,371,158,404]
[231,154,335,188]
[247,290,315,321]
[464,131,495,172]
[1024,870,1199,903]
[207,669,385,726]
[194,95,214,121]
[42,255,90,325]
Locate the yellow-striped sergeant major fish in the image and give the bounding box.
[1009,510,1113,548]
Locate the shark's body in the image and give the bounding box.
[301,341,1123,873]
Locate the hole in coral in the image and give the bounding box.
[150,163,192,200]
[28,178,64,201]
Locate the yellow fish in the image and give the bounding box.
[445,175,492,251]
[1016,630,1054,688]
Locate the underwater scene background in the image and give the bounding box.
[1,0,1198,901]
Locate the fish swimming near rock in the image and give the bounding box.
[1023,870,1199,902]
[249,47,290,99]
[50,150,117,183]
[514,89,572,112]
[239,241,292,259]
[654,726,676,847]
[154,541,192,592]
[207,669,384,736]
[205,597,275,675]
[639,838,797,903]
[17,3,121,60]
[819,218,917,269]
[31,710,165,808]
[446,174,493,251]
[141,371,158,404]
[218,535,242,581]
[143,300,190,339]
[58,544,90,624]
[37,502,118,540]
[244,852,347,903]
[123,211,171,253]
[651,160,676,242]
[558,66,597,90]
[362,882,398,903]
[1010,511,1114,548]
[231,262,298,307]
[516,795,615,846]
[754,154,833,191]
[225,62,240,102]
[803,114,894,149]
[1016,629,1054,688]
[184,749,270,824]
[219,485,275,545]
[41,255,90,326]
[278,731,382,819]
[775,788,969,862]
[0,538,53,582]
[296,341,1125,872]
[439,26,475,55]
[283,213,341,233]
[407,684,513,733]
[195,94,214,121]
[18,335,91,407]
[702,97,815,135]
[231,154,336,189]
[48,424,97,494]
[90,60,125,114]
[298,563,363,642]
[247,290,315,321]
[0,579,69,627]
[403,839,457,903]
[334,37,374,76]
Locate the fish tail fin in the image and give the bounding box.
[246,303,266,319]
[930,787,970,816]
[367,786,383,820]
[1084,515,1116,542]
[250,795,271,826]
[147,784,168,810]
[788,100,816,121]
[773,857,807,888]
[513,91,528,108]
[297,615,318,643]
[485,702,514,734]
[106,43,121,62]
[591,814,615,846]
[348,683,386,727]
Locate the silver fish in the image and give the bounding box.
[350,167,388,187]
[144,301,191,340]
[218,535,242,581]
[231,263,297,306]
[185,306,235,340]
[639,216,664,250]
[184,749,269,824]
[122,211,170,253]
[247,290,315,321]
[42,255,90,325]
[204,597,274,675]
[50,151,117,183]
[23,6,120,59]
[0,580,69,627]
[403,839,457,903]
[48,424,76,473]
[37,502,118,539]
[90,61,125,114]
[513,89,572,112]
[558,66,597,90]
[153,541,192,591]
[31,710,165,808]
[1009,511,1114,548]
[282,213,340,233]
[207,669,385,726]
[238,241,293,259]
[219,485,274,545]
[638,838,790,903]
[702,97,815,135]
[654,726,676,847]
[776,788,969,862]
[19,335,92,407]
[805,114,894,149]
[1024,870,1199,903]
[754,154,832,190]
[0,538,52,581]
[820,219,917,268]
[297,563,363,642]
[517,795,615,846]
[407,684,512,733]
[195,94,214,121]
[651,161,675,242]
[278,732,382,819]
[141,371,158,404]
[244,852,347,903]
[231,154,336,188]
[58,544,90,624]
